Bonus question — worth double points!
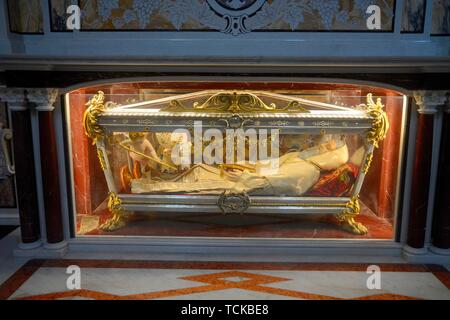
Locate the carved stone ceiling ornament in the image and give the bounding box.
[214,0,260,11]
[75,0,394,36]
[206,0,266,34]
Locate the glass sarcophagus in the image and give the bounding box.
[83,90,389,234]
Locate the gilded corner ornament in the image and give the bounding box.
[336,196,368,235]
[107,192,122,212]
[366,93,390,149]
[99,192,127,231]
[361,93,390,175]
[83,91,107,145]
[99,192,126,231]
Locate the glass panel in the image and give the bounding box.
[66,83,405,240]
[106,131,363,198]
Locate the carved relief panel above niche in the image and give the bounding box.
[7,0,43,34]
[49,0,395,34]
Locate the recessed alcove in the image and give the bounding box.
[65,81,406,240]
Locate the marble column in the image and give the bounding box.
[26,89,65,246]
[431,94,450,253]
[0,88,41,248]
[406,91,446,250]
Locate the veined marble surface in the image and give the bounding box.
[7,266,449,300]
[1,230,449,300]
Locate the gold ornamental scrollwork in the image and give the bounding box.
[362,153,374,174]
[83,91,107,145]
[194,91,275,112]
[107,192,122,212]
[99,192,127,231]
[361,93,390,175]
[166,91,310,113]
[366,93,390,148]
[217,191,251,215]
[336,196,368,235]
[97,149,107,171]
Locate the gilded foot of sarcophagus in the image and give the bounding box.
[99,192,128,232]
[336,196,368,235]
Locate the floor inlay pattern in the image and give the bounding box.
[0,260,448,300]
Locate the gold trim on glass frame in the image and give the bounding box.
[366,93,390,148]
[217,191,251,215]
[336,196,368,235]
[96,149,107,171]
[99,192,127,231]
[83,91,107,145]
[362,152,374,174]
[165,91,310,113]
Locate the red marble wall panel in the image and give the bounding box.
[11,110,40,243]
[359,92,404,221]
[69,90,107,215]
[407,113,434,248]
[69,90,91,215]
[432,111,450,249]
[377,95,404,221]
[39,112,63,243]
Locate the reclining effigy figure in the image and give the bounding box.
[130,134,351,196]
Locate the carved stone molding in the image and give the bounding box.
[26,88,59,112]
[82,0,394,35]
[0,125,14,179]
[0,88,27,111]
[413,90,450,114]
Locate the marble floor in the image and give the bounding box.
[0,230,449,300]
